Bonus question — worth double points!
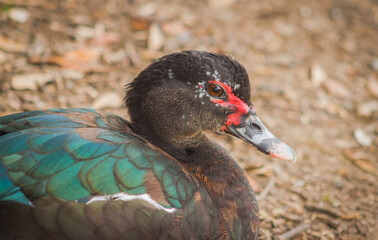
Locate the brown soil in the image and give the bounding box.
[0,0,376,239]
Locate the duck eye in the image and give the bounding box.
[207,83,225,98]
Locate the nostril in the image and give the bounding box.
[251,123,262,132]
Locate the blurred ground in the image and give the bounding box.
[0,0,377,239]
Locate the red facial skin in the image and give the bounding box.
[205,81,252,130]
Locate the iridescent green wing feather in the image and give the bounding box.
[0,109,194,207]
[0,109,223,239]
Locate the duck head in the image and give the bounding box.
[125,51,296,163]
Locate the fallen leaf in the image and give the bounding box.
[148,22,164,51]
[125,41,143,67]
[92,92,123,109]
[245,174,261,192]
[244,164,264,171]
[305,203,342,218]
[341,213,361,220]
[245,164,272,177]
[322,79,349,98]
[61,70,85,80]
[208,0,236,8]
[75,25,96,39]
[137,3,156,17]
[333,139,359,149]
[0,51,7,64]
[90,32,120,46]
[30,48,104,72]
[130,16,151,31]
[367,78,378,97]
[357,101,378,118]
[59,48,98,64]
[11,73,54,90]
[0,35,27,53]
[103,49,126,64]
[351,159,376,175]
[344,150,377,175]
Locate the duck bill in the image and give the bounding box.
[224,112,296,163]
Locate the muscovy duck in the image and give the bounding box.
[0,51,296,240]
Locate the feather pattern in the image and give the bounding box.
[0,109,227,239]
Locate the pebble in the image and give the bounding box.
[367,78,378,97]
[148,23,164,51]
[300,114,310,125]
[370,58,378,72]
[8,8,29,23]
[333,180,343,189]
[353,129,373,147]
[357,101,378,118]
[310,63,327,87]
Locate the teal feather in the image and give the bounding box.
[0,108,229,239]
[0,109,201,209]
[47,161,90,200]
[114,158,147,190]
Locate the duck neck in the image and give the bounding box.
[169,134,257,207]
[136,129,258,228]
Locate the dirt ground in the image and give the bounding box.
[0,0,377,239]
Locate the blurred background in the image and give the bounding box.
[0,0,376,239]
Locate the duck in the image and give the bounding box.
[0,50,296,240]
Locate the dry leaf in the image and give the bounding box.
[208,0,236,8]
[103,49,125,64]
[357,101,378,118]
[148,23,164,51]
[322,79,349,98]
[344,150,377,175]
[75,26,96,39]
[11,73,54,90]
[0,35,27,53]
[342,213,361,220]
[367,78,378,97]
[244,164,264,171]
[137,3,156,17]
[351,159,376,175]
[60,48,99,64]
[246,174,261,192]
[30,48,104,72]
[90,32,120,46]
[130,17,151,31]
[92,92,123,109]
[245,164,272,177]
